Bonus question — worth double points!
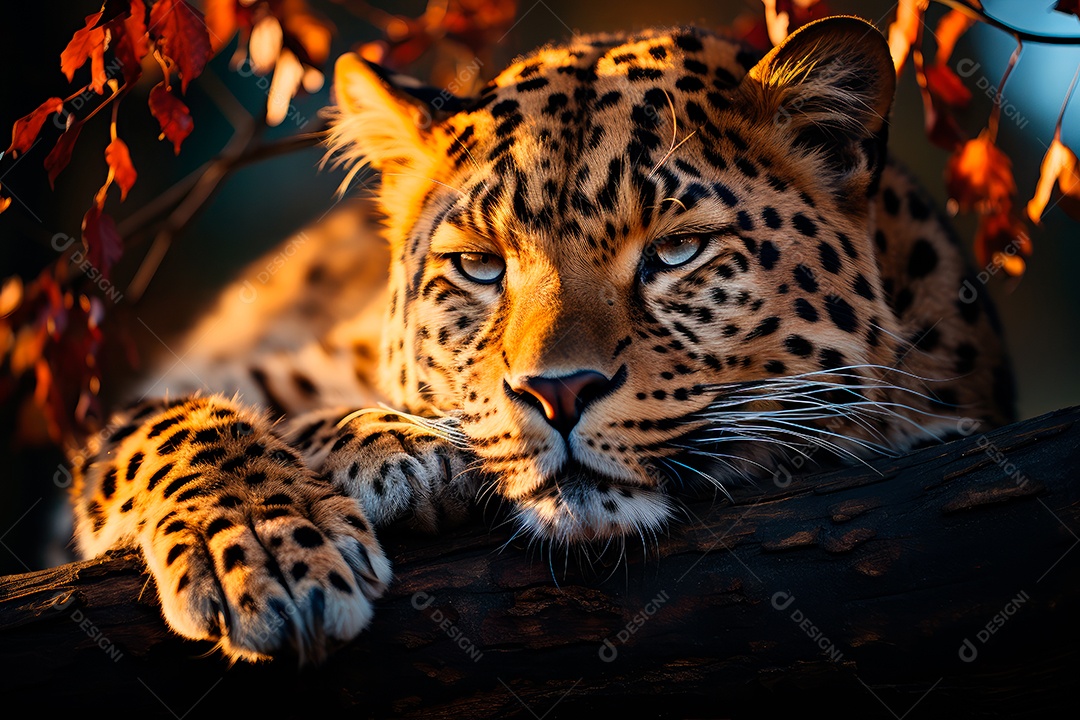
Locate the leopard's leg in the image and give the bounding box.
[285,407,481,532]
[72,395,391,664]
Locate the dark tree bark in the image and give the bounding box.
[2,406,1079,718]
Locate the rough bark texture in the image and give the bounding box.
[2,406,1079,718]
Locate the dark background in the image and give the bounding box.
[1,0,1078,573]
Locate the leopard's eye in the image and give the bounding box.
[649,235,705,268]
[452,252,506,285]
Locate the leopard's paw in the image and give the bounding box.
[142,481,390,664]
[301,410,478,532]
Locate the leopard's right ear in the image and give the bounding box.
[327,53,442,190]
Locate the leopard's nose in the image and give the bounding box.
[507,370,614,438]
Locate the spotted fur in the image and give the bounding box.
[71,17,1012,662]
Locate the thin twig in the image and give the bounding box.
[986,38,1023,143]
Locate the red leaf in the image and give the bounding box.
[105,137,137,201]
[110,0,150,86]
[1027,130,1080,224]
[61,12,108,93]
[148,82,194,154]
[887,0,928,73]
[8,97,64,157]
[925,63,972,109]
[974,211,1031,276]
[932,10,975,65]
[760,0,831,46]
[279,0,333,67]
[1054,0,1080,18]
[44,122,83,188]
[204,0,239,53]
[149,0,213,94]
[82,205,124,280]
[924,99,965,151]
[946,130,1016,213]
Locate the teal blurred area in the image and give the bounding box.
[0,0,1078,571]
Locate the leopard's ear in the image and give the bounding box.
[737,16,895,190]
[327,53,444,189]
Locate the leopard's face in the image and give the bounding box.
[330,19,903,541]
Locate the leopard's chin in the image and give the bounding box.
[510,461,673,543]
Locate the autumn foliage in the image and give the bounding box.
[0,0,1077,445]
[0,0,515,442]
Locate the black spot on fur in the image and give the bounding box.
[784,335,813,356]
[910,325,941,352]
[206,517,234,539]
[126,452,144,482]
[893,288,914,316]
[191,447,227,465]
[793,265,818,292]
[293,526,324,548]
[332,433,355,453]
[346,514,370,533]
[818,242,841,273]
[907,239,939,278]
[794,298,819,322]
[101,468,117,500]
[193,428,219,444]
[223,544,246,572]
[956,343,978,374]
[745,316,780,340]
[166,544,188,566]
[108,424,139,444]
[221,456,248,474]
[758,240,780,269]
[824,295,858,333]
[328,572,353,594]
[761,207,781,229]
[818,348,846,370]
[793,214,817,237]
[853,274,875,300]
[882,187,900,215]
[907,191,930,220]
[837,232,858,259]
[157,429,190,455]
[146,463,173,491]
[675,33,703,52]
[162,473,199,499]
[147,415,181,439]
[164,520,186,535]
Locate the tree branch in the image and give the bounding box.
[2,406,1079,716]
[933,0,1080,45]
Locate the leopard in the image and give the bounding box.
[67,15,1014,664]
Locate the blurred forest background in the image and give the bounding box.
[1,0,1078,573]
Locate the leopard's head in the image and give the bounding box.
[329,17,904,542]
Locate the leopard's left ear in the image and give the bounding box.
[737,16,895,191]
[327,53,456,190]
